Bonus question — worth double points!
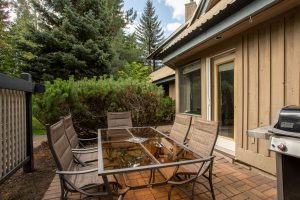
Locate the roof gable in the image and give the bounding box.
[188,0,211,27]
[148,0,246,59]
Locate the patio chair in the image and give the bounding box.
[46,120,128,199]
[63,114,98,163]
[169,114,192,144]
[163,118,219,200]
[107,111,133,128]
[63,114,98,150]
[148,114,191,184]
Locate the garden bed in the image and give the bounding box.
[0,142,55,200]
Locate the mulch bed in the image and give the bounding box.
[0,142,56,200]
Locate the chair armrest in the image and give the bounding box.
[89,130,98,134]
[78,137,98,141]
[168,176,196,185]
[72,149,98,154]
[72,146,98,151]
[177,155,214,162]
[56,168,98,175]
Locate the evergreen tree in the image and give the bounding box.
[1,0,35,75]
[19,0,127,81]
[0,0,9,46]
[111,30,142,75]
[135,0,164,68]
[0,0,13,74]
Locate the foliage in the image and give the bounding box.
[33,77,175,136]
[0,0,36,76]
[117,62,151,81]
[0,0,13,74]
[111,30,142,74]
[0,0,9,40]
[135,0,164,67]
[18,0,134,81]
[32,117,46,135]
[156,96,175,122]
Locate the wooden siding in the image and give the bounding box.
[173,7,300,174]
[169,82,176,100]
[235,11,300,174]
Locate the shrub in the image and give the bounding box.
[33,76,175,136]
[157,96,175,122]
[117,62,151,81]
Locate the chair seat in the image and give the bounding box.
[76,151,98,163]
[159,166,177,180]
[68,165,117,189]
[159,163,202,180]
[177,163,202,174]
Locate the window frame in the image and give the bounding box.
[179,60,202,116]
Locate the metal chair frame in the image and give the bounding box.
[167,118,219,200]
[46,120,128,199]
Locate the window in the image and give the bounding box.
[179,62,201,115]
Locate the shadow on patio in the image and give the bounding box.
[43,155,276,200]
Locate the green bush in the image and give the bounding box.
[156,96,175,122]
[33,76,175,136]
[32,117,46,135]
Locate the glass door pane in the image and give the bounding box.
[218,62,234,139]
[179,65,201,115]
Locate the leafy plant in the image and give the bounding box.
[32,117,46,135]
[157,96,175,122]
[33,76,175,137]
[117,62,151,81]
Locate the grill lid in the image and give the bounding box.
[274,106,300,133]
[270,106,300,138]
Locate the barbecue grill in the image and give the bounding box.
[247,106,300,200]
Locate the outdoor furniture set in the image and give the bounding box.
[46,112,219,200]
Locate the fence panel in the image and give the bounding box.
[0,73,44,184]
[0,89,27,177]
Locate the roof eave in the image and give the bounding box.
[147,21,189,60]
[154,0,281,63]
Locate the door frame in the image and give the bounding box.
[206,49,236,153]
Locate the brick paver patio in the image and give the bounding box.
[43,155,277,200]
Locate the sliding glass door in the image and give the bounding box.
[217,61,234,139]
[210,52,235,153]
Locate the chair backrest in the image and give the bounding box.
[63,114,79,149]
[169,114,192,144]
[188,117,219,158]
[46,120,74,172]
[107,111,133,128]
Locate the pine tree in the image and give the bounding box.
[111,30,142,74]
[0,0,9,46]
[135,0,164,68]
[19,0,127,81]
[6,0,36,75]
[0,0,14,75]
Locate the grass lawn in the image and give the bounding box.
[33,117,46,135]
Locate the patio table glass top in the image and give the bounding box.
[98,127,208,175]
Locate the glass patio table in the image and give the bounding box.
[97,127,212,198]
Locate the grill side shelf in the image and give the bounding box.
[247,126,272,139]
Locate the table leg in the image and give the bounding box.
[103,175,113,200]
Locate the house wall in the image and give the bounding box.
[175,9,300,174]
[235,9,300,175]
[169,82,176,100]
[150,66,175,82]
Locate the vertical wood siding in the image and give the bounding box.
[0,89,26,179]
[236,12,300,174]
